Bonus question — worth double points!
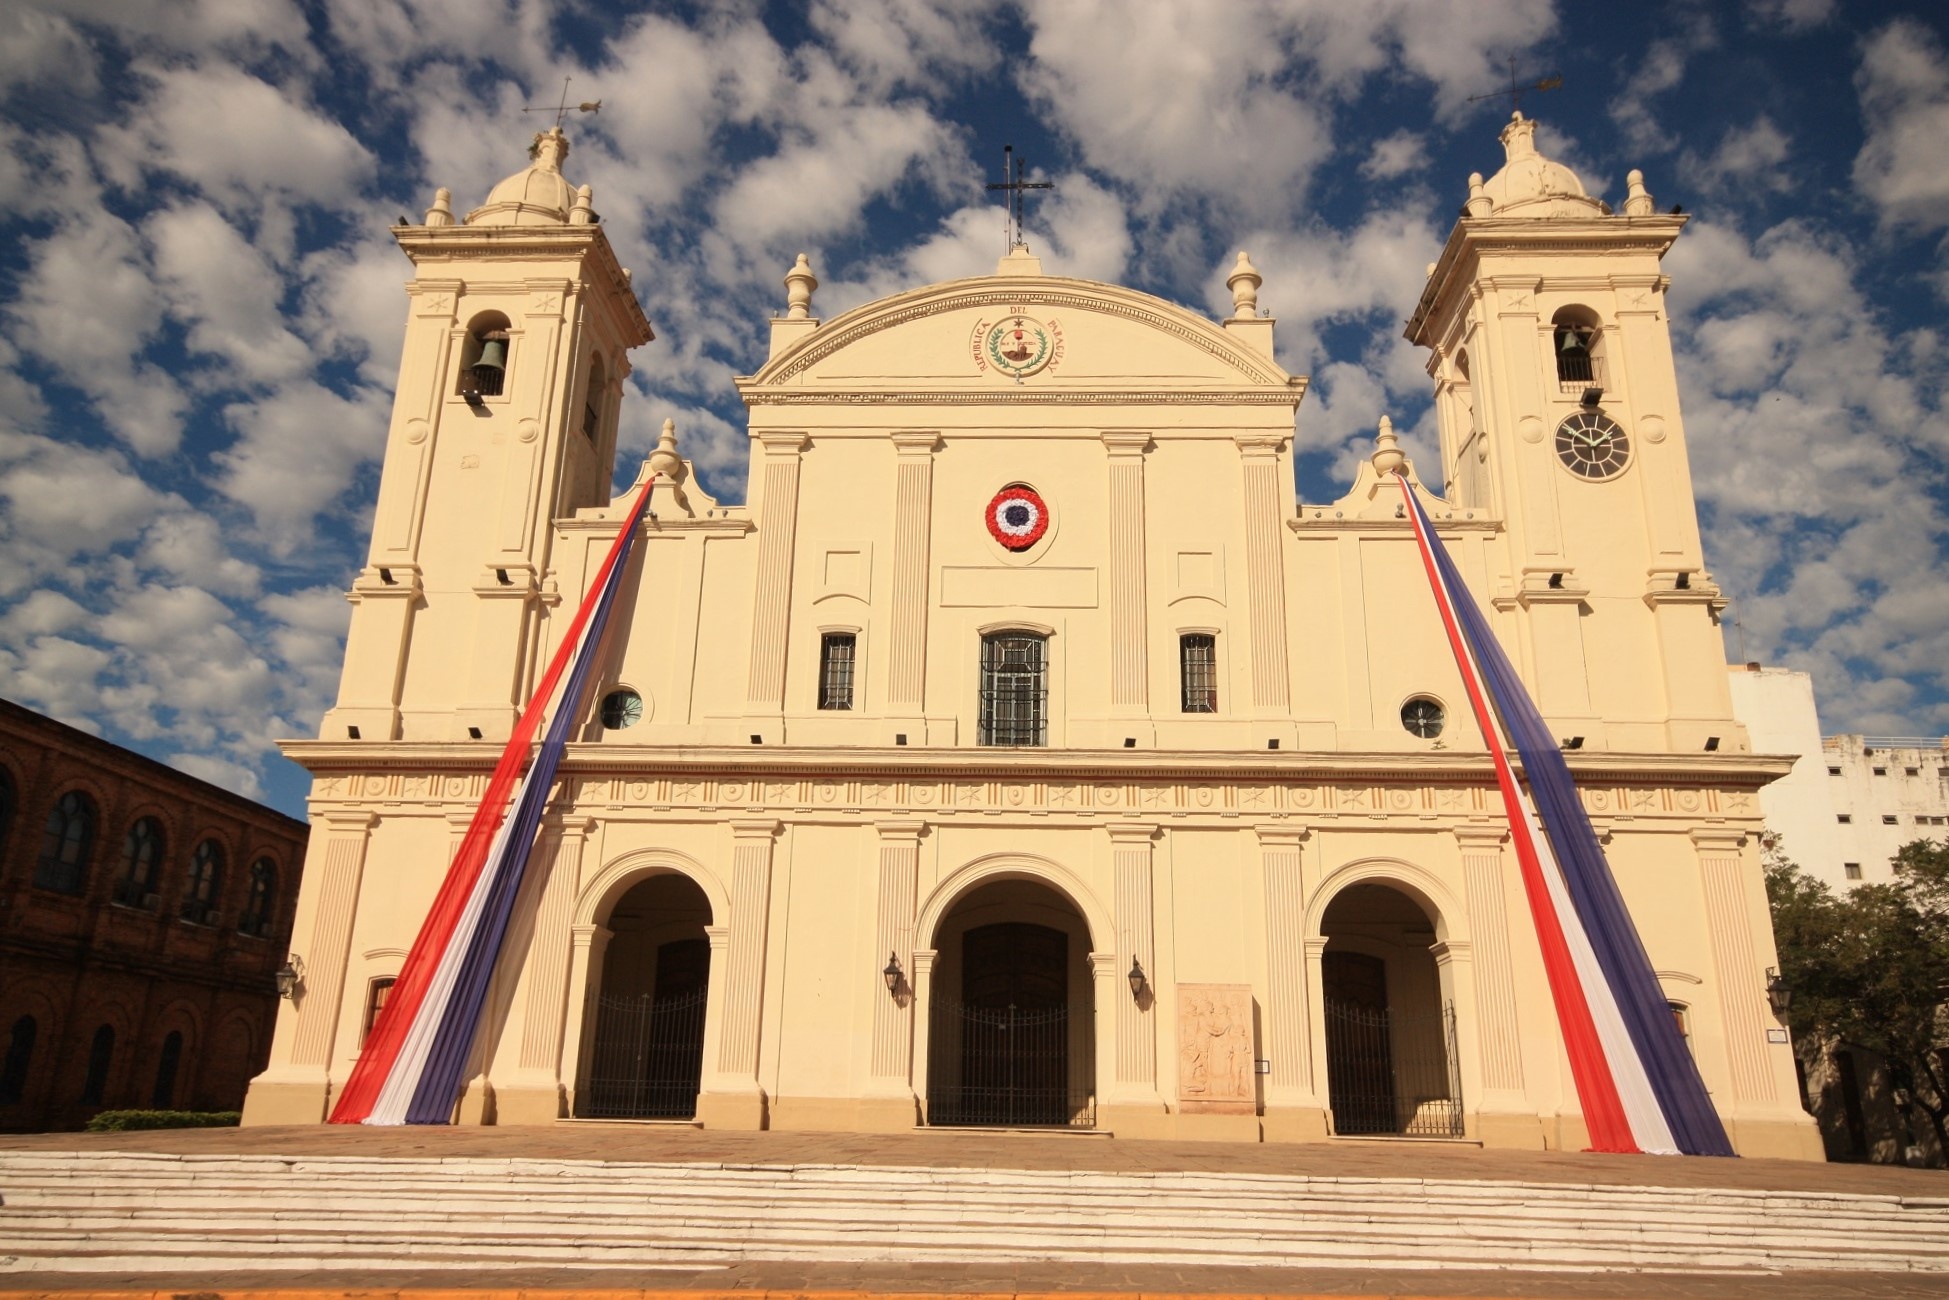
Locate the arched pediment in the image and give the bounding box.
[737,272,1298,405]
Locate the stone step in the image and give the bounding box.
[4,1150,1947,1279]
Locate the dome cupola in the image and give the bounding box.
[466,128,580,226]
[1477,112,1604,218]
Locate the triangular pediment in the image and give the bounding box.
[738,273,1297,403]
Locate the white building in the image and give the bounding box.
[1728,664,1949,890]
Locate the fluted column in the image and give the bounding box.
[1102,432,1151,715]
[1236,434,1291,712]
[491,815,592,1123]
[558,922,609,1116]
[1457,827,1525,1098]
[887,433,939,717]
[745,433,808,722]
[869,821,925,1088]
[698,821,779,1129]
[1257,826,1312,1098]
[1695,829,1775,1106]
[1109,823,1157,1095]
[289,810,377,1071]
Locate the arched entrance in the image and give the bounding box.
[926,879,1095,1127]
[580,873,711,1119]
[1320,882,1462,1137]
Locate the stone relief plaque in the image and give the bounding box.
[1177,982,1257,1115]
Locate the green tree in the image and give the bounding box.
[1765,838,1949,1159]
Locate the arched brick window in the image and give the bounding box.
[0,767,16,860]
[80,1024,113,1105]
[35,790,97,895]
[182,840,225,926]
[0,1015,35,1104]
[115,817,165,910]
[240,859,278,938]
[151,1030,183,1109]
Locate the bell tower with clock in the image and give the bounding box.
[1405,112,1737,754]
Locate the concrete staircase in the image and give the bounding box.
[3,1150,1949,1278]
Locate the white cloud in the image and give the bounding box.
[1016,0,1553,219]
[1854,19,1949,237]
[95,61,374,242]
[0,7,96,97]
[148,201,311,385]
[1746,0,1837,33]
[0,429,176,591]
[5,206,189,454]
[1680,116,1794,198]
[1359,131,1428,182]
[809,0,998,93]
[216,380,389,553]
[1611,11,1718,153]
[7,589,89,635]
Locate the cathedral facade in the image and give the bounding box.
[242,118,1821,1159]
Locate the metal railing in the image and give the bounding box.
[928,997,1090,1127]
[580,987,708,1120]
[1324,997,1464,1137]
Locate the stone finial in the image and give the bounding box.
[569,183,596,225]
[532,126,570,169]
[648,417,686,483]
[1227,251,1263,319]
[424,187,455,227]
[1465,172,1493,217]
[1500,110,1538,162]
[784,253,818,320]
[1371,415,1406,477]
[1623,168,1655,217]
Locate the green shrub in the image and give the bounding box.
[85,1109,242,1132]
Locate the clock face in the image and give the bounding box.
[1555,411,1631,480]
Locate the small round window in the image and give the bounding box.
[1401,696,1445,739]
[600,689,643,730]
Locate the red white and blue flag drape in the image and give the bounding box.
[329,476,657,1126]
[1395,472,1733,1157]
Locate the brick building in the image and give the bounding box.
[0,699,307,1130]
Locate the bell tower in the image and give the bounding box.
[321,128,655,745]
[1405,113,1736,753]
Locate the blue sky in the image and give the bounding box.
[1,0,1946,818]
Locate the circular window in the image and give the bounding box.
[600,689,643,730]
[1401,697,1445,739]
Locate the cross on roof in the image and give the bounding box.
[1467,55,1563,112]
[985,145,1053,252]
[523,76,602,129]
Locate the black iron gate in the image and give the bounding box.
[928,997,1083,1127]
[581,986,707,1119]
[1324,997,1463,1137]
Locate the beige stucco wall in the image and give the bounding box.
[243,123,1822,1160]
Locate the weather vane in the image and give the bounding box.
[1467,55,1562,112]
[986,145,1053,252]
[524,76,602,129]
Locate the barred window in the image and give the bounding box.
[182,840,224,926]
[979,632,1047,746]
[35,790,96,895]
[363,977,396,1046]
[1180,634,1218,713]
[240,859,278,938]
[818,633,856,710]
[114,817,164,909]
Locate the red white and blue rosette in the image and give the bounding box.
[986,484,1049,551]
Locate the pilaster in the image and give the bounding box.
[322,567,422,741]
[1258,825,1328,1142]
[1456,827,1525,1099]
[497,815,593,1124]
[1108,823,1158,1100]
[698,819,779,1128]
[1235,433,1291,714]
[1102,432,1151,719]
[1693,829,1775,1110]
[887,433,940,721]
[867,821,925,1095]
[745,434,809,732]
[242,810,375,1125]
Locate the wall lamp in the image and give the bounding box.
[1765,967,1793,1017]
[882,951,902,996]
[1127,957,1148,1001]
[275,954,306,1000]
